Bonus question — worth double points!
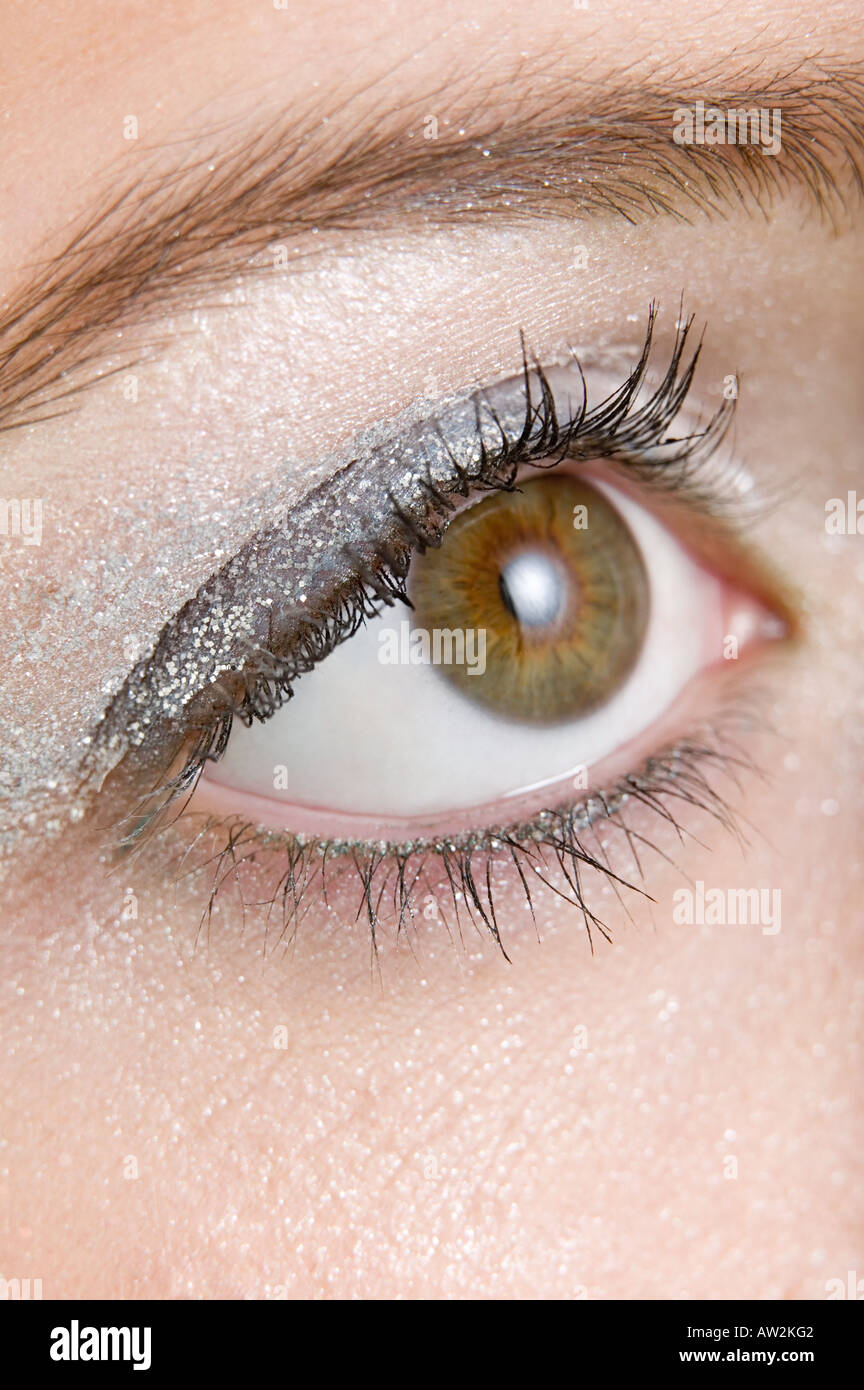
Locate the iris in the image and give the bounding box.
[409,475,649,722]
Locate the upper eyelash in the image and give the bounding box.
[92,303,734,844]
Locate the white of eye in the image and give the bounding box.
[201,477,731,823]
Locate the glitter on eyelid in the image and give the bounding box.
[90,311,733,801]
[90,369,557,761]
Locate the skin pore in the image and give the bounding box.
[0,0,862,1298]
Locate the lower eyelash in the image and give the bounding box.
[150,691,769,960]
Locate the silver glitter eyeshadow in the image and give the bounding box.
[86,361,583,783]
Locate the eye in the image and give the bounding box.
[194,465,776,837]
[93,315,793,942]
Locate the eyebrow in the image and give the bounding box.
[1,56,862,432]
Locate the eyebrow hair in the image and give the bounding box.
[1,55,862,432]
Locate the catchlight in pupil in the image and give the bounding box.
[498,551,566,627]
[408,475,650,723]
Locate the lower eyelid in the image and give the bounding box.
[185,677,701,844]
[188,645,763,847]
[164,687,776,957]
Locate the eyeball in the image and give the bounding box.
[196,468,774,836]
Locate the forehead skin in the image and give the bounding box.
[0,0,862,1300]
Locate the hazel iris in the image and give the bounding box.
[409,474,649,722]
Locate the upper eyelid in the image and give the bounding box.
[85,311,732,787]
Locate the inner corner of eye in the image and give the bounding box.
[193,469,779,837]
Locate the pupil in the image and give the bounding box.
[498,551,564,628]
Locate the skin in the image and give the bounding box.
[0,0,862,1299]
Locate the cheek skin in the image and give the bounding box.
[0,675,859,1299]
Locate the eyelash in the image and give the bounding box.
[165,696,766,958]
[101,305,769,951]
